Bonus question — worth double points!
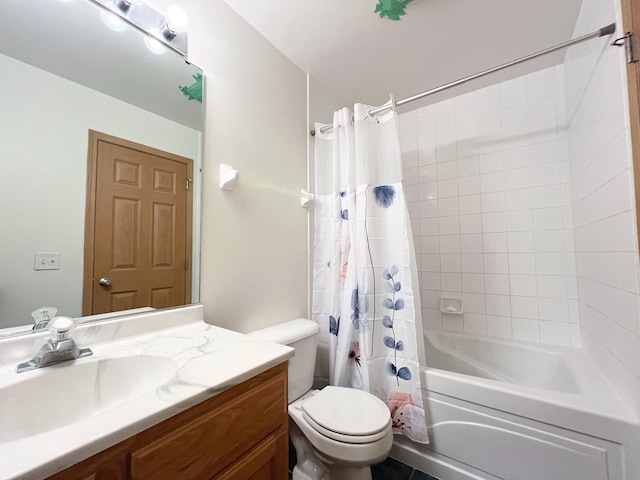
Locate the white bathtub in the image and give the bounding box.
[390,330,640,480]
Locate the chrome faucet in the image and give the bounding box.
[17,316,93,373]
[30,306,58,331]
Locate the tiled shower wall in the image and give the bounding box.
[399,65,580,347]
[564,0,640,414]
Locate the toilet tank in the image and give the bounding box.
[248,319,320,402]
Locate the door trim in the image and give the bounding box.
[83,130,194,315]
[621,0,640,252]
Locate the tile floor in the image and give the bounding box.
[288,442,439,479]
[372,457,438,480]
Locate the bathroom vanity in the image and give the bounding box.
[47,364,288,480]
[0,305,294,480]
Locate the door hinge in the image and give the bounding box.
[185,178,193,190]
[185,259,189,270]
[612,32,639,64]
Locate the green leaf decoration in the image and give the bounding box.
[179,73,203,103]
[374,0,415,21]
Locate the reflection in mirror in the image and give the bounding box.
[0,0,203,336]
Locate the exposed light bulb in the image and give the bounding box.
[114,0,144,13]
[101,10,127,32]
[144,34,166,55]
[161,5,188,39]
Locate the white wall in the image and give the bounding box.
[0,53,199,328]
[564,0,640,415]
[146,0,309,332]
[398,66,579,347]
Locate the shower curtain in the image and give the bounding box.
[313,104,428,444]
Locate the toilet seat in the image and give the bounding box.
[301,386,391,444]
[303,411,392,444]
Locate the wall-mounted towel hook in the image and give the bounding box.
[220,164,239,191]
[219,163,312,208]
[301,190,314,208]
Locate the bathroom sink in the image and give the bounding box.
[0,355,179,443]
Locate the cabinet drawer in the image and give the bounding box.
[130,372,286,479]
[217,430,288,480]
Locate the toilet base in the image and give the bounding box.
[290,419,374,480]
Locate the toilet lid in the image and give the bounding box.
[301,386,391,440]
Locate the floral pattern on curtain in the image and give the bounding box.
[313,105,428,444]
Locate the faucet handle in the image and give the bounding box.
[48,316,77,342]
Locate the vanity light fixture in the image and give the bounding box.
[100,10,127,32]
[144,34,167,55]
[114,0,144,14]
[161,5,189,40]
[90,0,188,56]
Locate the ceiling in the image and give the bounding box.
[222,0,585,110]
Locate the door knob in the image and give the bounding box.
[99,277,112,287]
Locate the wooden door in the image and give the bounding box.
[83,131,193,315]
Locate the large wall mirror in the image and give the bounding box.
[0,0,203,335]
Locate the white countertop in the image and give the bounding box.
[0,309,293,480]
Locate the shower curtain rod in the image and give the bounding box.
[311,23,616,136]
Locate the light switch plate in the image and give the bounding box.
[34,252,60,271]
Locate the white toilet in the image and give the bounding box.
[249,319,393,480]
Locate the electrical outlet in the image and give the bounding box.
[34,252,60,271]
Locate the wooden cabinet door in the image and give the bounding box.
[216,430,288,480]
[130,366,287,479]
